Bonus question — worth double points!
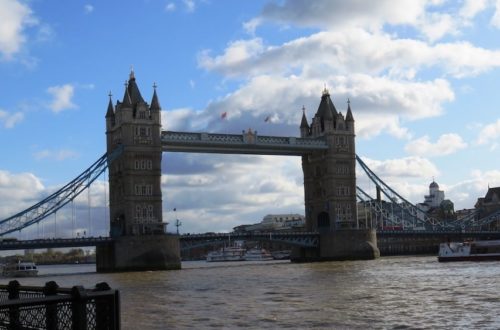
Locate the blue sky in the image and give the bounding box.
[1,0,500,237]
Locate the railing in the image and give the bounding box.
[0,281,120,329]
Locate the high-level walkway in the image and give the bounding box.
[161,131,328,155]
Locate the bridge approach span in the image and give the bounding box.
[161,131,328,155]
[0,237,114,251]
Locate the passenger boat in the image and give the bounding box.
[2,261,38,277]
[244,248,273,261]
[206,245,246,262]
[438,240,500,262]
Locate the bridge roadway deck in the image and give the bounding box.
[3,230,499,252]
[161,131,328,155]
[180,230,500,252]
[0,237,113,251]
[180,231,320,250]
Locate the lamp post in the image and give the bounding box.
[174,208,182,235]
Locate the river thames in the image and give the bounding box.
[5,256,500,329]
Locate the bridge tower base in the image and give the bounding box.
[291,229,379,262]
[96,235,181,272]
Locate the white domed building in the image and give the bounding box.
[417,180,454,221]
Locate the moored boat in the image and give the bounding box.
[206,245,246,262]
[244,247,273,261]
[438,240,500,262]
[2,260,38,277]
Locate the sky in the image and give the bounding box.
[1,0,500,238]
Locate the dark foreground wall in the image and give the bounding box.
[96,235,181,272]
[291,229,380,262]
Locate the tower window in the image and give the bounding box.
[135,126,151,137]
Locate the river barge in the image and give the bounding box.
[438,240,500,262]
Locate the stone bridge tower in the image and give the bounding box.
[296,89,379,261]
[300,88,357,231]
[99,71,180,272]
[105,70,164,236]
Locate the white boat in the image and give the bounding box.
[438,240,500,262]
[244,248,273,261]
[2,261,38,277]
[206,245,246,262]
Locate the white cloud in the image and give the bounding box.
[0,170,45,218]
[258,0,465,42]
[447,169,500,209]
[259,0,425,31]
[0,0,37,59]
[418,12,458,42]
[359,156,439,179]
[84,4,94,14]
[476,119,500,146]
[33,149,80,161]
[46,84,77,113]
[491,0,500,27]
[199,30,500,80]
[183,0,195,13]
[243,17,262,35]
[0,109,24,128]
[460,0,489,19]
[165,2,176,12]
[405,133,468,157]
[198,38,264,76]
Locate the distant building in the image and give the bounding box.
[236,214,306,232]
[417,180,455,221]
[475,187,500,221]
[422,181,445,208]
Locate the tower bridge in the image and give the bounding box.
[97,70,378,271]
[1,71,499,271]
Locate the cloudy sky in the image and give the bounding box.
[1,0,500,238]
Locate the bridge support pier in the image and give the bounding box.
[291,229,379,262]
[96,235,181,272]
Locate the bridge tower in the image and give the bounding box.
[296,89,379,261]
[97,71,180,272]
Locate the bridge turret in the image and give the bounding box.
[105,94,115,128]
[345,99,354,132]
[300,106,309,137]
[149,84,162,124]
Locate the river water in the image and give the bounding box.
[5,256,500,329]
